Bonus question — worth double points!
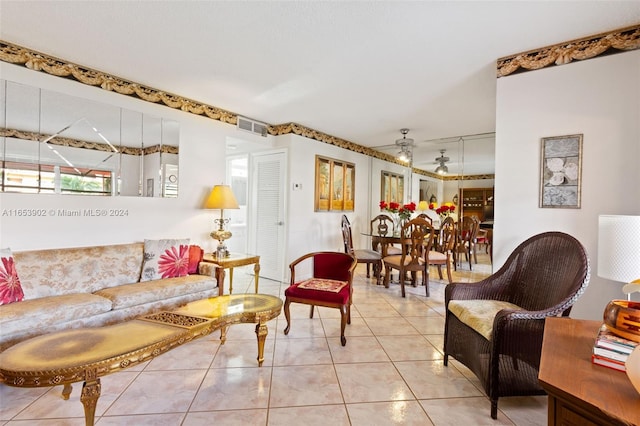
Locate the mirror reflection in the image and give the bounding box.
[0,79,179,197]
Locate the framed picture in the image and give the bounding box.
[316,157,331,211]
[539,134,583,208]
[380,171,404,204]
[315,156,355,212]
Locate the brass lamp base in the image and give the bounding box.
[210,229,232,258]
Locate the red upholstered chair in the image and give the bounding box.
[284,251,357,346]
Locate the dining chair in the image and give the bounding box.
[370,214,402,256]
[382,217,435,297]
[428,216,455,284]
[341,215,382,284]
[454,215,478,270]
[444,232,590,418]
[416,213,433,224]
[284,251,357,346]
[473,216,491,262]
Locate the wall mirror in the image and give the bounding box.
[0,79,179,197]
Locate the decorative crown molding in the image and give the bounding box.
[497,24,640,77]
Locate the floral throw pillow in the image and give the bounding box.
[0,248,25,305]
[141,239,190,282]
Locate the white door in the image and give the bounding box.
[250,151,286,282]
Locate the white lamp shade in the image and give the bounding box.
[597,215,640,287]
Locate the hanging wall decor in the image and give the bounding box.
[315,155,355,212]
[539,134,583,208]
[380,171,404,205]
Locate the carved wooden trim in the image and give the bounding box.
[497,24,640,77]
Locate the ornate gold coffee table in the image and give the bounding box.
[0,294,282,426]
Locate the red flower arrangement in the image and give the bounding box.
[380,201,416,220]
[435,204,455,216]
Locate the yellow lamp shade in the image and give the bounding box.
[204,185,239,210]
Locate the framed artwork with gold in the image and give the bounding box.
[315,156,355,212]
[381,171,404,204]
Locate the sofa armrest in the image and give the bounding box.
[198,262,218,279]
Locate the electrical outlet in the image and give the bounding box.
[292,183,302,190]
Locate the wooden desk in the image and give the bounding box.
[539,318,640,426]
[203,252,260,296]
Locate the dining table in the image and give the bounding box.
[361,227,442,257]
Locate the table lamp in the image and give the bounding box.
[597,215,640,343]
[205,184,240,258]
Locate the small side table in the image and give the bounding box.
[202,252,260,296]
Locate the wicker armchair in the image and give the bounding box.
[443,232,590,419]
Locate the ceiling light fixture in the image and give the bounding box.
[395,128,413,164]
[434,149,450,175]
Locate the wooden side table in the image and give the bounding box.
[202,252,260,296]
[539,317,640,426]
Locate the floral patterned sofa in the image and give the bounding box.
[0,241,218,351]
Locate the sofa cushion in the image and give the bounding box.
[141,239,190,281]
[448,299,522,340]
[188,245,204,274]
[0,293,113,335]
[13,243,144,299]
[94,274,215,310]
[0,248,24,305]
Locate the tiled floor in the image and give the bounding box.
[0,252,547,425]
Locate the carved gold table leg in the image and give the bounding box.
[253,262,260,293]
[255,319,268,367]
[220,325,228,344]
[61,383,73,400]
[80,377,101,426]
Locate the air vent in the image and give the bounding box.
[237,116,268,137]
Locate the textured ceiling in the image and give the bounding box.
[1,1,639,175]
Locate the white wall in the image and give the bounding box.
[0,63,268,252]
[285,133,375,264]
[495,50,640,319]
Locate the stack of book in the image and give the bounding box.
[592,324,639,372]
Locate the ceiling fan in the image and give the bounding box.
[395,128,414,163]
[434,149,450,175]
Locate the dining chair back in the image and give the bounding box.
[416,213,433,224]
[341,215,382,284]
[455,215,478,270]
[370,214,402,256]
[382,217,435,297]
[429,216,455,284]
